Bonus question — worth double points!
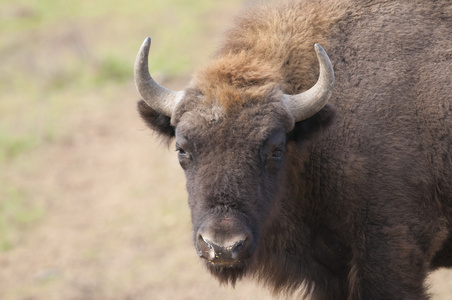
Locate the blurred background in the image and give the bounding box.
[0,0,450,299]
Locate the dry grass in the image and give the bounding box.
[0,0,450,299]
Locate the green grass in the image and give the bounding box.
[0,0,237,158]
[0,131,39,164]
[0,185,44,251]
[0,0,226,93]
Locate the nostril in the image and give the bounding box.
[231,238,249,260]
[197,234,216,260]
[228,238,244,252]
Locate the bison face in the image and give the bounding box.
[134,37,334,284]
[170,92,294,283]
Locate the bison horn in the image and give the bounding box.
[283,44,335,122]
[134,37,184,117]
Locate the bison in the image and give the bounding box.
[134,0,452,299]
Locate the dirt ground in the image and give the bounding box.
[0,1,451,299]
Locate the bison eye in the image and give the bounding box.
[175,145,192,169]
[176,147,186,155]
[176,146,189,158]
[175,131,194,169]
[272,149,283,160]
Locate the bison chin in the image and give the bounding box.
[203,258,252,286]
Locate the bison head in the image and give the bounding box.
[134,37,334,284]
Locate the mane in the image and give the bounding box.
[192,51,282,112]
[191,0,348,110]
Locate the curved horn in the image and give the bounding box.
[134,37,184,117]
[283,44,335,122]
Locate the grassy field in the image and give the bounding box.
[0,0,451,299]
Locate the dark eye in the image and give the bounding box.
[176,145,192,169]
[176,147,186,155]
[272,149,283,159]
[271,148,284,161]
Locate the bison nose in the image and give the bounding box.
[196,232,252,264]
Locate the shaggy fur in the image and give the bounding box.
[193,0,348,109]
[137,0,452,299]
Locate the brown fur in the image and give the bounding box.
[137,0,452,299]
[192,0,349,111]
[193,52,283,112]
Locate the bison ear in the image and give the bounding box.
[289,103,336,141]
[137,99,175,144]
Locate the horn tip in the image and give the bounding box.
[142,36,151,47]
[137,37,152,61]
[314,43,325,53]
